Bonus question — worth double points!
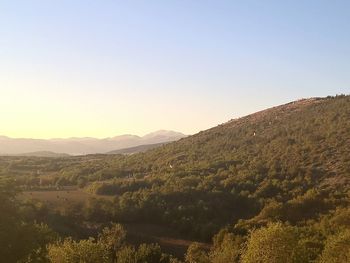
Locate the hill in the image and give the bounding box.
[12,151,71,158]
[2,95,350,260]
[126,96,350,189]
[107,142,170,155]
[0,130,186,155]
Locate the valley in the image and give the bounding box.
[1,95,349,262]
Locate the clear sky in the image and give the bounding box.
[0,1,349,139]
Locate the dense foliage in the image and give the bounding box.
[0,95,349,262]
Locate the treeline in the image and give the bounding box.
[0,180,180,263]
[1,178,350,262]
[1,95,349,261]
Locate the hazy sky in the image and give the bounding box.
[1,1,349,139]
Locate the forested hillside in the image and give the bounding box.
[1,95,349,262]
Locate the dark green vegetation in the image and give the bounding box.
[107,142,169,155]
[1,95,349,262]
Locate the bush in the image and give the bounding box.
[240,222,302,263]
[319,229,350,263]
[47,237,110,263]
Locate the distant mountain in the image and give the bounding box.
[107,142,169,155]
[141,130,186,143]
[0,130,186,155]
[13,151,71,158]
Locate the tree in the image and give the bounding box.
[47,237,110,263]
[135,243,163,263]
[18,223,57,263]
[209,231,242,263]
[0,179,21,262]
[99,224,127,262]
[116,246,136,263]
[185,242,209,263]
[116,243,178,263]
[240,222,302,263]
[319,229,350,263]
[47,225,179,263]
[0,179,56,263]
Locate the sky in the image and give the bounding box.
[0,1,349,139]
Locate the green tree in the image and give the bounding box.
[19,223,57,263]
[185,242,209,263]
[0,179,21,262]
[240,222,302,263]
[0,179,56,263]
[319,229,350,263]
[47,237,110,263]
[99,223,127,262]
[136,243,163,263]
[116,246,136,263]
[116,243,178,263]
[209,231,242,263]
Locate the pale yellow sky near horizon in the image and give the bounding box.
[1,78,344,140]
[1,1,348,139]
[0,82,240,139]
[1,73,345,140]
[0,83,290,140]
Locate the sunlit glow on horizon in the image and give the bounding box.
[1,1,349,139]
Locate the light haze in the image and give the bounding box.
[0,1,349,139]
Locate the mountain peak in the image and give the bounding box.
[142,130,186,139]
[0,130,186,155]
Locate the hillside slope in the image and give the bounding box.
[5,95,350,242]
[107,142,169,155]
[91,95,349,238]
[127,96,350,191]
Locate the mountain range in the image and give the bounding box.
[0,130,186,156]
[1,95,349,260]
